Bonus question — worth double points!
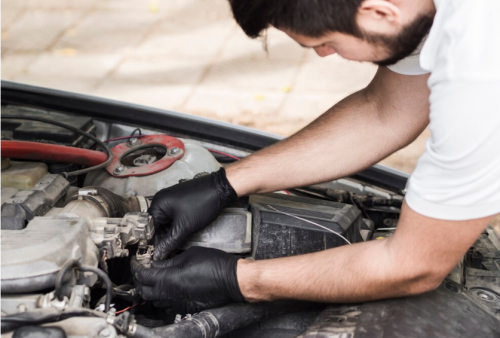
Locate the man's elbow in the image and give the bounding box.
[403,265,448,296]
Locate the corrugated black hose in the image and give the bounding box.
[128,301,324,338]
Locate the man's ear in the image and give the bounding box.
[358,0,401,28]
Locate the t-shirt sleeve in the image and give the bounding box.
[387,53,429,76]
[387,38,430,76]
[405,82,500,220]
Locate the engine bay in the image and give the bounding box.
[1,103,499,338]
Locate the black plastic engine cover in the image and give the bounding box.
[249,194,372,260]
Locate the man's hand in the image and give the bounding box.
[131,247,244,310]
[148,168,238,260]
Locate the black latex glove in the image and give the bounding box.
[131,247,245,311]
[148,168,238,261]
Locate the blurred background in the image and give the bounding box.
[2,0,427,174]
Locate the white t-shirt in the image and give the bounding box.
[387,0,500,220]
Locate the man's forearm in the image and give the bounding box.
[226,68,430,196]
[237,235,427,303]
[236,202,490,303]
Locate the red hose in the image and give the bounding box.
[1,141,108,167]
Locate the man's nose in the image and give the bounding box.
[314,44,336,57]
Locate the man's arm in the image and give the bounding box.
[237,202,492,302]
[227,67,430,196]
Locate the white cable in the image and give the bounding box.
[266,205,352,245]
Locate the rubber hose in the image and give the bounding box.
[65,187,142,218]
[1,140,108,167]
[131,301,323,338]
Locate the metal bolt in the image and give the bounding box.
[127,137,140,147]
[473,289,498,302]
[169,147,182,156]
[113,165,126,175]
[78,188,98,196]
[477,291,495,301]
[174,314,182,324]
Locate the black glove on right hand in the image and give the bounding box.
[131,247,244,311]
[149,168,238,261]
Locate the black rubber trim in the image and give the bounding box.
[1,80,409,193]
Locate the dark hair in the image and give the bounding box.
[228,0,364,39]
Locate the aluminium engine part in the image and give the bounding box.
[1,213,154,294]
[1,174,70,230]
[45,187,149,219]
[84,138,221,197]
[88,212,154,259]
[136,239,154,268]
[181,208,252,253]
[0,317,117,338]
[1,217,99,294]
[1,285,91,316]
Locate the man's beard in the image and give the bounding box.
[363,14,434,66]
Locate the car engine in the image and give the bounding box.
[0,107,406,337]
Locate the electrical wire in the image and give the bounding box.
[1,115,113,178]
[115,302,142,314]
[54,258,79,301]
[207,149,291,195]
[266,205,351,245]
[104,128,143,143]
[54,259,113,312]
[131,128,142,136]
[78,265,113,313]
[207,148,242,161]
[104,135,143,143]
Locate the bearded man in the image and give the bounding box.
[133,0,500,309]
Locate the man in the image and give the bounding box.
[132,0,500,309]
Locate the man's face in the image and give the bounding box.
[282,8,434,66]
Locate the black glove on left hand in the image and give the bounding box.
[131,247,245,310]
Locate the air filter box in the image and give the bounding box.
[249,193,373,260]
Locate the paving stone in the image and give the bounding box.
[183,86,287,118]
[1,7,25,32]
[15,52,120,93]
[0,53,37,79]
[53,10,158,54]
[134,19,235,60]
[2,9,81,53]
[201,57,300,90]
[108,56,209,86]
[94,80,191,111]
